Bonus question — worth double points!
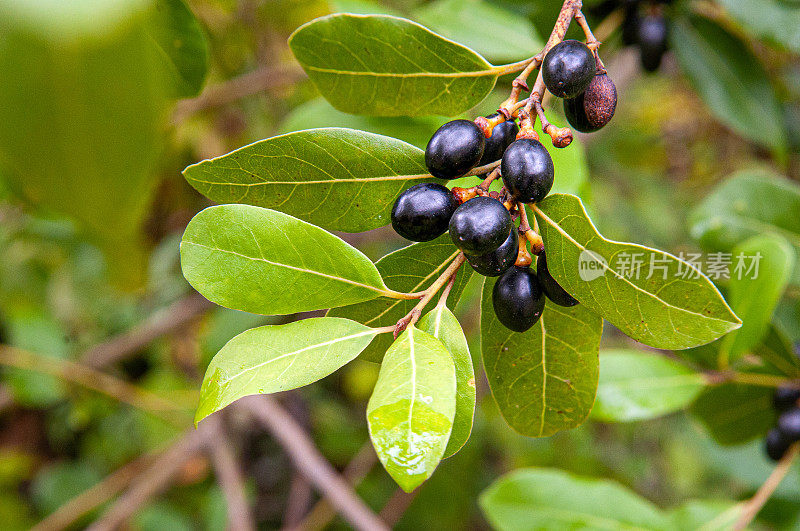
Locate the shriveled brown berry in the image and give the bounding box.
[564,73,617,133]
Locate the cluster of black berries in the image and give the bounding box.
[621,0,671,72]
[765,386,800,461]
[391,38,618,332]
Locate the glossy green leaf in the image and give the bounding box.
[592,349,707,422]
[145,0,208,97]
[412,0,542,63]
[690,383,775,445]
[0,1,168,287]
[180,205,389,315]
[719,234,795,364]
[533,194,741,350]
[279,99,443,149]
[479,468,670,530]
[417,305,475,458]
[367,325,456,492]
[481,279,602,437]
[328,235,472,362]
[668,500,743,531]
[689,168,800,285]
[717,0,800,54]
[671,15,786,154]
[288,14,502,116]
[195,317,378,424]
[183,128,432,233]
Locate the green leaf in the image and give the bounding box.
[690,383,775,445]
[288,14,501,117]
[183,128,432,233]
[145,0,209,97]
[719,234,795,364]
[417,305,475,458]
[328,235,472,362]
[367,325,456,492]
[755,325,800,377]
[668,500,743,531]
[412,0,542,64]
[717,0,800,54]
[671,14,786,154]
[279,98,443,149]
[481,278,602,437]
[689,168,800,285]
[592,349,707,423]
[479,468,670,530]
[195,317,378,424]
[533,194,741,350]
[180,205,390,315]
[0,1,168,287]
[0,0,152,42]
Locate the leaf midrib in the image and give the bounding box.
[182,240,386,293]
[187,172,432,187]
[300,64,500,78]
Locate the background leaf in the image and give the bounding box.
[533,194,741,350]
[329,235,473,362]
[690,383,775,445]
[195,317,378,424]
[411,0,542,64]
[592,349,707,422]
[183,128,432,233]
[668,500,743,531]
[417,305,475,459]
[0,0,168,287]
[481,279,602,437]
[717,0,800,54]
[479,468,670,530]
[719,234,795,364]
[671,14,786,154]
[279,98,443,149]
[689,168,800,285]
[288,14,500,116]
[180,205,388,315]
[367,325,456,492]
[145,0,209,97]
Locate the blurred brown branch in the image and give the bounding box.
[171,64,306,124]
[241,395,389,531]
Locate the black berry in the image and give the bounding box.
[501,138,554,204]
[563,73,617,133]
[542,40,596,98]
[478,115,519,166]
[449,196,512,256]
[492,266,546,332]
[425,119,485,179]
[536,252,579,307]
[774,386,800,412]
[466,227,518,277]
[637,15,669,72]
[777,408,800,441]
[391,183,458,242]
[766,427,792,462]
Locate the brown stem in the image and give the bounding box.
[242,396,389,531]
[88,428,207,530]
[379,489,419,527]
[288,441,378,531]
[533,99,573,148]
[734,444,800,529]
[478,167,502,191]
[204,415,256,531]
[32,453,155,531]
[0,345,193,426]
[394,254,467,337]
[81,293,213,369]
